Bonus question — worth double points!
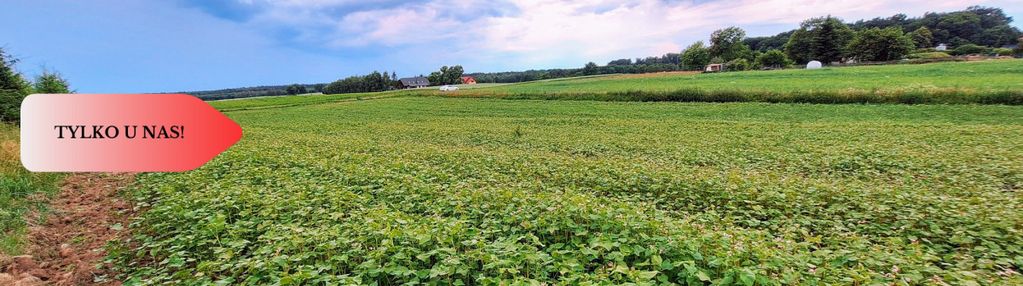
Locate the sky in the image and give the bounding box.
[2,0,1021,93]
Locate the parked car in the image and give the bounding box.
[439,85,459,91]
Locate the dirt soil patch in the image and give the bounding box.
[1,173,134,286]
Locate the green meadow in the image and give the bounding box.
[210,60,1023,108]
[477,60,1023,94]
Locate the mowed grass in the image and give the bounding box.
[210,92,389,112]
[423,60,1023,104]
[117,97,1023,285]
[0,124,64,255]
[477,60,1023,94]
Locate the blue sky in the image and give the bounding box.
[2,0,1021,93]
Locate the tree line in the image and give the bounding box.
[472,6,1022,83]
[1,48,72,123]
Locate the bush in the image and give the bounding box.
[907,52,951,59]
[753,49,792,69]
[724,58,750,71]
[950,44,991,55]
[993,48,1014,56]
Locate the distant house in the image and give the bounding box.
[399,77,430,89]
[704,64,723,72]
[460,76,477,85]
[935,43,948,51]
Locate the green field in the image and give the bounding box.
[477,60,1023,94]
[209,60,1023,107]
[429,60,1022,104]
[117,96,1023,285]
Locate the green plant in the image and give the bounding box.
[950,44,992,55]
[0,124,64,254]
[115,96,1023,285]
[907,52,952,59]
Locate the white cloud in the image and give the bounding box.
[230,0,1023,71]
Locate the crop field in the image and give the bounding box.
[115,96,1023,285]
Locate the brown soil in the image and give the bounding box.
[1,173,134,286]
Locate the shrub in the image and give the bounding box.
[724,58,750,71]
[753,49,792,69]
[993,48,1014,56]
[950,44,991,55]
[906,52,951,59]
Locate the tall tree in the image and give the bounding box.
[744,31,795,52]
[1,48,32,123]
[32,71,72,94]
[582,62,598,75]
[785,16,855,64]
[446,65,464,85]
[909,27,934,48]
[680,41,711,70]
[709,26,750,61]
[847,27,916,61]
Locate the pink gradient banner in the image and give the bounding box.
[20,94,242,172]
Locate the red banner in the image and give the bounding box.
[20,94,242,172]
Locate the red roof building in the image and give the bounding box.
[460,76,477,85]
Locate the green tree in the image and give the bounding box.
[582,62,598,75]
[709,27,751,61]
[680,41,711,70]
[847,27,916,62]
[909,26,934,48]
[285,84,305,95]
[1,48,32,123]
[754,49,792,69]
[679,41,712,70]
[1017,36,1023,55]
[936,12,982,44]
[33,71,72,94]
[445,65,464,85]
[427,65,465,85]
[978,25,1020,47]
[785,16,855,64]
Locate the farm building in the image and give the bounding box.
[704,64,723,72]
[399,77,430,89]
[461,76,477,84]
